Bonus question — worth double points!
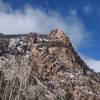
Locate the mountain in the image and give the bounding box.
[0,29,100,100]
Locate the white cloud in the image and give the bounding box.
[0,1,89,48]
[86,59,100,72]
[83,5,100,16]
[83,5,92,14]
[80,54,100,72]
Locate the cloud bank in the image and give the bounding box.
[0,1,89,48]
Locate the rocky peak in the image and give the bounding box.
[49,29,67,40]
[0,29,100,100]
[49,29,70,47]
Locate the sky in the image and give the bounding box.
[0,0,100,72]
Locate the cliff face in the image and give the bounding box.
[0,29,100,100]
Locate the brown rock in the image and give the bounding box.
[0,29,100,100]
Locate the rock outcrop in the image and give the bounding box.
[0,29,100,100]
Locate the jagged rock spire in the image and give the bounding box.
[49,29,70,47]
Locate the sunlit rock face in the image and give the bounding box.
[0,29,100,100]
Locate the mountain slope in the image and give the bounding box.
[0,29,100,100]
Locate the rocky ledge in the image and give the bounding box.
[0,29,100,100]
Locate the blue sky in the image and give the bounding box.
[0,0,100,72]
